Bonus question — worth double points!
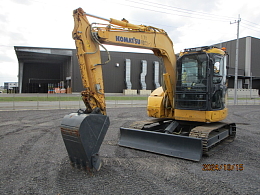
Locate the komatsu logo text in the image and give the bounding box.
[116,36,140,44]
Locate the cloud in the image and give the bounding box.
[0,50,15,63]
[10,0,32,5]
[0,13,8,23]
[179,0,217,12]
[1,30,29,46]
[0,61,18,85]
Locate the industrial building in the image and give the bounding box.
[214,36,260,91]
[14,36,260,94]
[14,46,163,94]
[4,82,19,93]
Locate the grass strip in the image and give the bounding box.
[0,96,148,102]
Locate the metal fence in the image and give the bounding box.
[0,93,148,111]
[0,93,259,111]
[227,95,260,106]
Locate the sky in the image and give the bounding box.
[0,0,260,86]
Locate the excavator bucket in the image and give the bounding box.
[119,127,203,161]
[60,112,110,171]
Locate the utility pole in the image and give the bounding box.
[230,15,241,105]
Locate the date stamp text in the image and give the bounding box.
[202,164,244,171]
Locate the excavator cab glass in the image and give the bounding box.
[176,52,228,111]
[210,54,227,110]
[176,53,209,110]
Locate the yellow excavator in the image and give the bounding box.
[60,8,236,172]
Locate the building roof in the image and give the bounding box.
[14,46,72,64]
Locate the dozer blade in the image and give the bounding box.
[119,127,203,161]
[61,112,110,171]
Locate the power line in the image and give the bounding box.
[241,24,260,32]
[115,1,230,23]
[243,19,260,27]
[121,0,260,37]
[118,0,260,34]
[241,22,260,30]
[8,0,260,31]
[126,0,236,21]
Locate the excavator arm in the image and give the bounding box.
[72,8,176,114]
[72,8,107,114]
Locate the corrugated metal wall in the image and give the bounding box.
[251,37,260,77]
[22,62,61,93]
[72,51,163,93]
[101,51,162,93]
[217,37,246,76]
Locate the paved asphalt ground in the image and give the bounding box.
[0,105,260,194]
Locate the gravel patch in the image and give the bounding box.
[0,106,259,194]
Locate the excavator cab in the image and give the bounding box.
[175,47,228,115]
